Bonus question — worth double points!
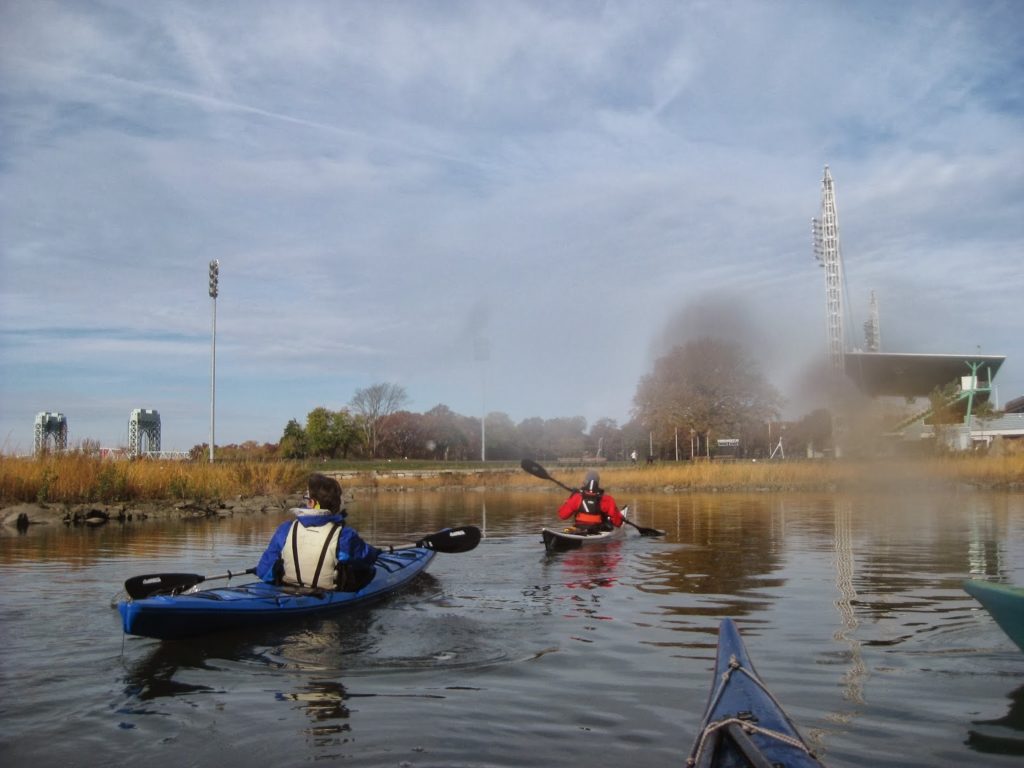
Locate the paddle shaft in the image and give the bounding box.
[124,525,481,598]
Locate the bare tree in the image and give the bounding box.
[350,382,410,457]
[632,337,783,456]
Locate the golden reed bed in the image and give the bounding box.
[2,450,1022,506]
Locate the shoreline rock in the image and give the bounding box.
[0,495,291,534]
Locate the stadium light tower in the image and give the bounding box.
[208,259,219,462]
[812,166,845,372]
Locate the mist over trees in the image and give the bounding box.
[632,338,784,456]
[271,339,788,462]
[212,344,822,463]
[277,401,630,462]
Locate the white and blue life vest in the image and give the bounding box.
[282,519,343,588]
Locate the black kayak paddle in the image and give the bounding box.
[124,525,483,599]
[402,525,482,553]
[520,458,665,537]
[124,568,256,600]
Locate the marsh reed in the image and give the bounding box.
[352,453,1024,493]
[1,450,1021,506]
[0,453,308,504]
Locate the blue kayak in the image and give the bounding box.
[687,618,824,768]
[964,579,1024,653]
[119,548,435,640]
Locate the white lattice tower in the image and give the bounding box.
[812,166,845,371]
[128,409,161,457]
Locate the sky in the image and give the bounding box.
[1,1,1022,453]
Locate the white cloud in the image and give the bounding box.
[1,0,1022,449]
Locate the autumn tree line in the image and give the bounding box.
[193,339,845,462]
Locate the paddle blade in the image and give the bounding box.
[624,517,666,537]
[521,458,575,493]
[124,572,204,599]
[520,458,551,480]
[416,525,482,553]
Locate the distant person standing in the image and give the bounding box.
[630,449,638,465]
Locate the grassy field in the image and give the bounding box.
[1,450,1022,505]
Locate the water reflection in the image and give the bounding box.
[121,625,293,705]
[278,680,352,747]
[6,489,1024,768]
[547,541,623,589]
[967,682,1024,756]
[541,542,624,630]
[831,501,867,724]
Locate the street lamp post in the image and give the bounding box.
[475,335,488,462]
[208,259,219,463]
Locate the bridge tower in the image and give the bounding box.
[812,166,846,371]
[34,412,68,455]
[128,409,161,457]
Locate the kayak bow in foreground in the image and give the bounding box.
[687,618,825,768]
[963,579,1024,653]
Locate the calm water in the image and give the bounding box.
[1,490,1023,767]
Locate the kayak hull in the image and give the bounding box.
[688,618,823,768]
[119,548,435,640]
[541,525,622,552]
[541,505,630,552]
[964,579,1024,652]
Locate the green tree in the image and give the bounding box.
[279,418,307,459]
[305,407,336,458]
[302,408,360,459]
[330,408,360,458]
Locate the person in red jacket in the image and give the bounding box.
[557,470,624,533]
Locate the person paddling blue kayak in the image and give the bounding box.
[119,473,482,640]
[255,473,379,591]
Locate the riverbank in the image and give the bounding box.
[3,451,1022,532]
[0,494,292,533]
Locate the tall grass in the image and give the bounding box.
[346,453,1024,493]
[0,453,308,504]
[1,452,1021,505]
[534,454,1024,492]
